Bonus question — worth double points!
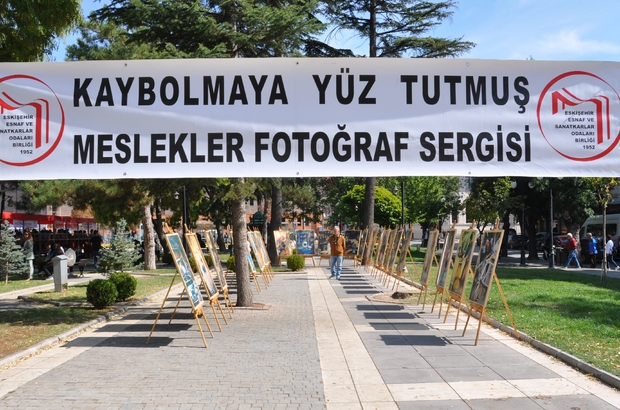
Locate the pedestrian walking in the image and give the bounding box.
[587,232,598,268]
[606,235,619,269]
[563,233,581,268]
[329,226,346,280]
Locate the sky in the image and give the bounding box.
[51,0,620,62]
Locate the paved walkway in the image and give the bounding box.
[1,260,619,409]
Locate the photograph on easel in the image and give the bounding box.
[343,230,361,256]
[420,230,440,285]
[295,230,315,255]
[469,230,504,308]
[395,230,413,274]
[165,233,203,309]
[186,233,218,299]
[436,229,457,288]
[317,231,331,255]
[448,229,478,297]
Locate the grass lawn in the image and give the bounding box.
[0,274,179,360]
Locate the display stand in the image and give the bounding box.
[417,227,440,308]
[443,223,478,330]
[204,231,234,317]
[186,231,228,329]
[147,233,210,348]
[392,229,414,292]
[462,221,519,345]
[431,222,457,317]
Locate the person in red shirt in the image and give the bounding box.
[329,226,346,280]
[563,233,581,269]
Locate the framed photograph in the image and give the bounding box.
[203,229,228,291]
[248,231,266,271]
[295,230,315,255]
[385,230,403,272]
[448,229,479,298]
[436,229,457,288]
[165,233,203,310]
[469,230,504,308]
[317,231,331,255]
[395,229,413,274]
[343,230,361,256]
[273,230,293,258]
[420,229,440,286]
[185,233,218,300]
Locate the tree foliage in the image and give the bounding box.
[0,221,27,284]
[321,0,475,57]
[99,219,143,274]
[336,185,401,227]
[0,0,81,61]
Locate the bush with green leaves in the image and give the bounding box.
[86,279,118,309]
[162,252,173,265]
[109,272,137,301]
[227,255,236,272]
[0,220,28,284]
[98,219,142,274]
[287,254,305,271]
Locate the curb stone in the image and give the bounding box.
[0,283,184,371]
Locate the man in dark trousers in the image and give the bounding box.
[91,230,103,269]
[329,226,346,280]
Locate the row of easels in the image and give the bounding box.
[356,219,519,346]
[147,231,234,348]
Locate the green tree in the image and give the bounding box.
[98,219,143,274]
[320,0,474,229]
[404,176,461,231]
[0,221,27,284]
[584,177,620,286]
[0,0,81,61]
[336,185,401,227]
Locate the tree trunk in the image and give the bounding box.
[362,177,376,230]
[141,203,157,270]
[526,214,538,260]
[268,182,282,265]
[261,194,270,244]
[215,220,227,252]
[232,179,252,306]
[501,213,510,257]
[153,198,165,252]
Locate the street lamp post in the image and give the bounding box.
[549,184,555,269]
[511,180,526,266]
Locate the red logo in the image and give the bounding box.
[537,71,620,161]
[0,74,65,166]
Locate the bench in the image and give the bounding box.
[75,262,87,277]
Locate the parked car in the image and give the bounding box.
[511,235,528,250]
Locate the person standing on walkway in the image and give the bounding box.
[587,232,598,268]
[606,235,619,270]
[564,233,581,269]
[22,231,35,280]
[90,230,103,269]
[329,226,346,280]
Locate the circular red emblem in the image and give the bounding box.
[537,71,620,161]
[0,74,65,166]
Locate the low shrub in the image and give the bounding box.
[287,254,305,271]
[188,256,198,273]
[205,254,213,267]
[86,279,118,309]
[161,253,174,265]
[109,272,138,301]
[227,255,236,272]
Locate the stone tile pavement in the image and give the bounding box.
[1,260,619,409]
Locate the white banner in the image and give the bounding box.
[1,58,620,180]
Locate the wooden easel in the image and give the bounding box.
[147,233,210,348]
[443,223,478,330]
[186,231,229,330]
[392,229,414,292]
[462,220,519,345]
[204,231,234,317]
[417,225,441,308]
[431,221,457,316]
